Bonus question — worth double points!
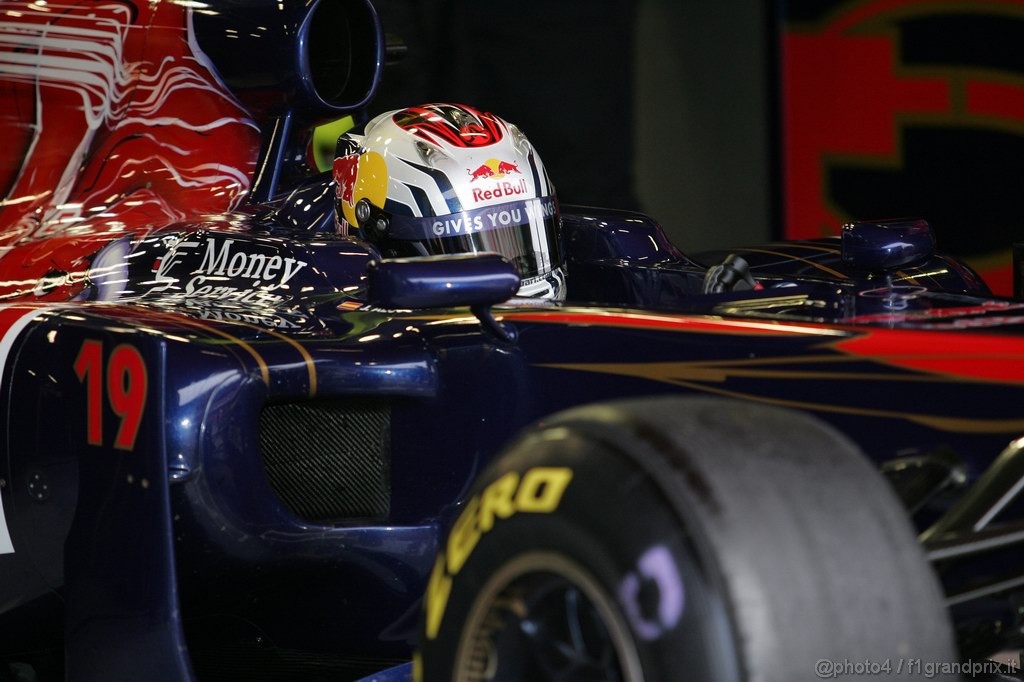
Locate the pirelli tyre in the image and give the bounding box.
[416,397,957,682]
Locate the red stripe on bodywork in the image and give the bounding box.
[835,329,1024,383]
[502,310,843,337]
[504,308,1024,385]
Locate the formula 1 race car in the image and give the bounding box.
[2,2,1024,681]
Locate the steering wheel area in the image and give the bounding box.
[702,254,763,294]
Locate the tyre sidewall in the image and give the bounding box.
[419,428,741,682]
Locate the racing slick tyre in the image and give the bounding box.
[416,397,956,681]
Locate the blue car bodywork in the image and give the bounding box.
[1,1,1024,680]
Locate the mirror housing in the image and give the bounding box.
[841,219,935,271]
[366,253,520,310]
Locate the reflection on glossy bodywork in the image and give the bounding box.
[0,0,260,299]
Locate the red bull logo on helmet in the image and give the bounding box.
[333,150,389,229]
[467,158,527,202]
[472,178,528,203]
[467,158,522,182]
[333,153,359,205]
[497,160,520,175]
[468,164,495,182]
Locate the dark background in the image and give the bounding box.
[370,0,1024,295]
[370,0,771,255]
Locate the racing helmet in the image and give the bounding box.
[333,103,565,300]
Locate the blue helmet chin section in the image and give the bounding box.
[387,197,557,241]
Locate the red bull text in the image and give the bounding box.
[472,178,528,202]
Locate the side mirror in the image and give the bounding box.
[366,253,520,340]
[841,219,935,271]
[367,253,519,309]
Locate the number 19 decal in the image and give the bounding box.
[74,341,148,451]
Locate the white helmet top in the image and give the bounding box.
[333,103,565,300]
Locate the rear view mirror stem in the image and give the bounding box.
[472,305,517,343]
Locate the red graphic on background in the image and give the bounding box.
[783,0,1024,295]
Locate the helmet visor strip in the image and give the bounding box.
[387,197,561,279]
